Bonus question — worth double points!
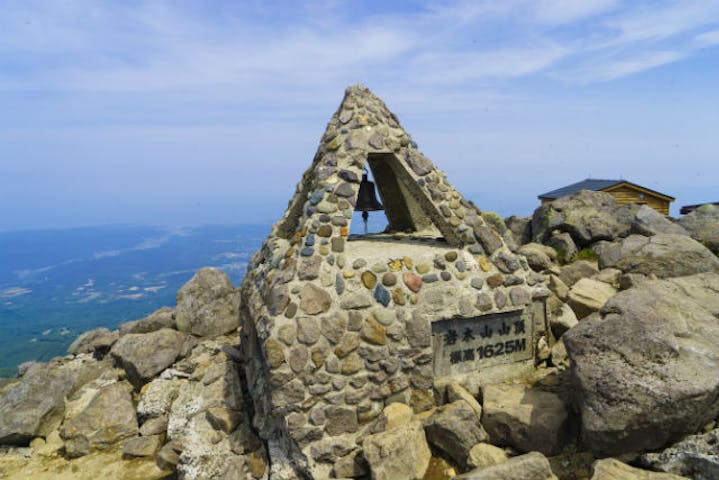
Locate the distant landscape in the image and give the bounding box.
[0,223,270,377]
[0,214,392,378]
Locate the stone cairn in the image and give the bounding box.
[239,84,551,478]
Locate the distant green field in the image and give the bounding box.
[0,224,268,377]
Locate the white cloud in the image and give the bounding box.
[414,43,571,84]
[564,50,685,83]
[696,28,719,46]
[533,0,618,25]
[600,1,719,47]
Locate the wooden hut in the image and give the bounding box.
[538,178,674,215]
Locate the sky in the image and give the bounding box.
[1,0,718,231]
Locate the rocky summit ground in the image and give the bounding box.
[1,193,718,480]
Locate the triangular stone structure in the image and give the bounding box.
[239,85,550,478]
[272,85,499,248]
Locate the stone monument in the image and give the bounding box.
[239,84,550,478]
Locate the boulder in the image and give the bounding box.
[383,402,413,430]
[60,381,138,457]
[550,337,569,367]
[119,306,175,336]
[156,439,182,471]
[466,442,509,469]
[122,434,163,458]
[67,328,119,357]
[175,267,240,336]
[545,232,578,264]
[638,428,719,480]
[455,451,558,480]
[563,273,719,455]
[598,234,719,278]
[677,204,719,253]
[559,260,599,287]
[531,190,631,246]
[0,357,110,445]
[591,268,621,288]
[110,328,194,388]
[567,278,617,319]
[446,383,483,417]
[504,215,531,246]
[424,400,489,468]
[518,243,557,272]
[482,383,569,456]
[165,341,259,480]
[629,204,688,237]
[483,211,518,252]
[363,421,431,480]
[137,378,184,420]
[590,458,689,480]
[547,274,569,302]
[550,303,578,338]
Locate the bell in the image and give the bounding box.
[354,172,384,234]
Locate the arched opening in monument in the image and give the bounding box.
[349,167,390,235]
[349,153,460,245]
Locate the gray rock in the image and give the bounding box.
[139,415,168,436]
[118,306,175,336]
[340,291,373,310]
[137,378,183,420]
[405,310,431,348]
[60,381,138,457]
[363,421,431,480]
[550,303,578,338]
[298,255,322,280]
[446,383,482,417]
[333,450,368,478]
[474,223,504,255]
[110,328,194,388]
[518,243,557,271]
[598,234,719,278]
[638,428,719,480]
[466,442,508,470]
[299,283,332,315]
[175,267,240,336]
[455,451,558,480]
[324,406,358,436]
[322,313,347,344]
[567,278,617,319]
[166,347,251,479]
[0,357,110,445]
[482,383,569,456]
[559,260,599,287]
[67,328,119,357]
[424,400,489,468]
[505,215,531,246]
[563,273,719,455]
[156,439,182,471]
[545,232,578,264]
[590,458,689,479]
[532,190,631,246]
[123,434,163,458]
[678,204,719,253]
[406,152,433,176]
[297,316,321,345]
[630,204,688,237]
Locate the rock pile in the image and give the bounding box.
[0,267,265,480]
[2,86,719,480]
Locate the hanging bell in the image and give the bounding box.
[354,172,383,234]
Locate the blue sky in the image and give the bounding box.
[1,0,718,230]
